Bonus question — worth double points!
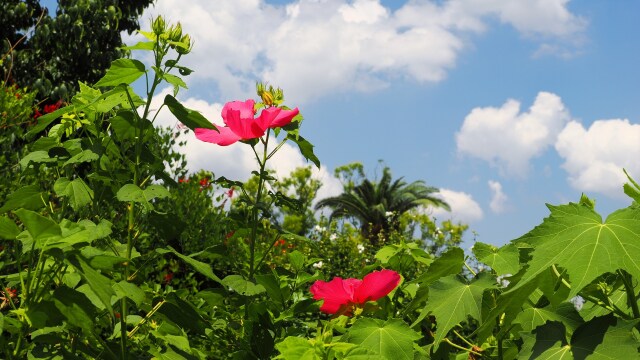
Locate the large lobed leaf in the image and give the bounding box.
[416,273,495,351]
[344,318,421,360]
[511,203,640,297]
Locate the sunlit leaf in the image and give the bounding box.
[343,318,420,360]
[473,242,520,276]
[510,203,640,297]
[95,59,146,87]
[417,273,495,350]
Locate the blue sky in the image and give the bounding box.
[43,0,640,247]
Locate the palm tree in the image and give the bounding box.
[315,167,449,245]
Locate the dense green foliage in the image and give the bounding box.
[1,0,154,100]
[0,14,639,360]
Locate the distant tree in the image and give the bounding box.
[1,0,154,100]
[315,166,450,245]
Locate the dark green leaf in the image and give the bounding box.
[156,247,221,283]
[63,149,99,167]
[286,134,320,168]
[0,185,46,213]
[164,94,216,131]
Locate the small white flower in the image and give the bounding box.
[314,225,326,233]
[570,295,585,311]
[312,261,323,269]
[496,274,512,288]
[329,233,337,241]
[385,211,394,218]
[357,244,365,254]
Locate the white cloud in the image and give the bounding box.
[456,91,572,177]
[431,188,484,223]
[555,119,640,198]
[134,0,586,103]
[488,180,508,213]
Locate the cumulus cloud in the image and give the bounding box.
[555,119,640,197]
[488,180,508,213]
[431,188,484,223]
[456,91,572,177]
[134,0,586,103]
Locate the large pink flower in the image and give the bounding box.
[194,99,299,146]
[310,269,401,315]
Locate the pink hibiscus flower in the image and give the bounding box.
[194,99,299,146]
[310,269,401,315]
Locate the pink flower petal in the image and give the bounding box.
[195,127,241,146]
[310,277,353,314]
[354,269,401,303]
[221,99,255,126]
[224,108,266,140]
[256,107,281,130]
[270,107,299,128]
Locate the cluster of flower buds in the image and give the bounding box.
[256,82,285,107]
[151,16,192,55]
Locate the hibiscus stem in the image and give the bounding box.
[443,338,482,357]
[249,131,270,279]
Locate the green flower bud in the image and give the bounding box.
[176,34,192,55]
[152,16,166,35]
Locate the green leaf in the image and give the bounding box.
[54,177,94,210]
[514,302,584,336]
[26,105,73,139]
[14,209,61,246]
[67,253,115,315]
[52,286,97,333]
[518,314,640,359]
[156,247,221,283]
[518,321,570,360]
[344,318,421,360]
[414,247,464,286]
[0,216,20,239]
[164,94,216,131]
[110,112,153,141]
[511,203,640,297]
[163,73,187,93]
[221,275,266,296]
[19,150,54,168]
[288,250,305,272]
[156,293,207,335]
[94,59,146,87]
[121,40,155,51]
[286,134,320,168]
[275,337,323,359]
[63,149,99,167]
[473,242,520,276]
[571,315,639,359]
[417,273,495,350]
[116,184,170,211]
[0,185,46,213]
[113,281,145,307]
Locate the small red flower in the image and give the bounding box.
[274,239,286,247]
[227,187,235,198]
[310,270,401,315]
[43,101,62,114]
[163,272,174,283]
[33,109,43,119]
[115,312,121,319]
[225,231,235,240]
[178,177,189,183]
[5,288,17,299]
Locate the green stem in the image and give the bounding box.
[248,131,271,279]
[443,338,482,357]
